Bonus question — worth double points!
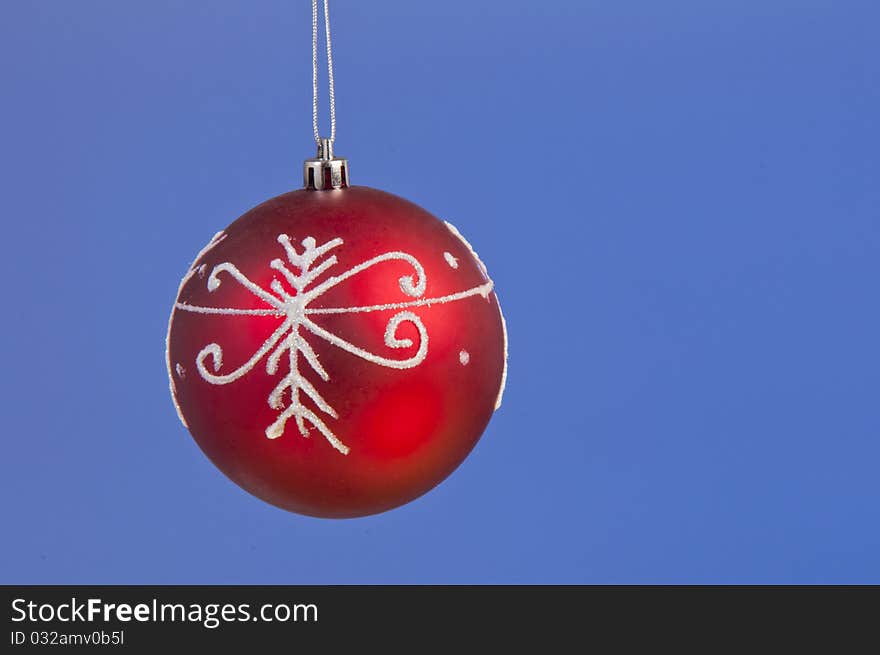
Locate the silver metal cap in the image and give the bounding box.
[303,138,349,190]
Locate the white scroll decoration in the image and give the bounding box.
[174,235,494,455]
[444,221,508,410]
[166,230,228,428]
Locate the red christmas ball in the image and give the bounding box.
[166,186,507,517]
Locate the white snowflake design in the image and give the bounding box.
[173,233,494,455]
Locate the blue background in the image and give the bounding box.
[1,1,878,583]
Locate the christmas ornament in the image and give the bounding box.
[166,0,507,518]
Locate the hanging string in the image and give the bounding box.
[312,0,336,147]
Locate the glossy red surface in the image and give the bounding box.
[167,186,505,517]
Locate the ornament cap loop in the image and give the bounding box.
[304,138,349,190]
